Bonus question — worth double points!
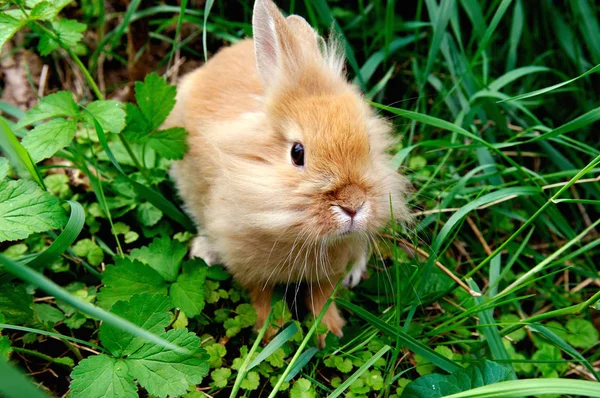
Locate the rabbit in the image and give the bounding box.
[163,0,410,342]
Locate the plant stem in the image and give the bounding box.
[268,279,343,398]
[12,347,73,368]
[229,309,272,398]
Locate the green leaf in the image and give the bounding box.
[0,335,11,360]
[122,103,151,141]
[290,378,315,398]
[85,101,126,134]
[0,179,67,242]
[0,158,8,180]
[21,118,78,163]
[70,354,137,398]
[0,284,33,324]
[44,174,70,199]
[125,328,210,398]
[565,318,599,349]
[33,303,64,326]
[147,128,188,160]
[18,91,78,127]
[211,367,231,389]
[130,236,186,282]
[99,293,172,358]
[240,371,260,391]
[236,303,257,328]
[0,13,24,54]
[401,360,513,398]
[170,260,207,317]
[206,343,227,368]
[97,258,168,309]
[135,73,176,131]
[53,18,87,49]
[72,239,104,266]
[136,202,163,227]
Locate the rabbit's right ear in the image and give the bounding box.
[253,0,296,88]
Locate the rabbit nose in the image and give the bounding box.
[339,204,361,218]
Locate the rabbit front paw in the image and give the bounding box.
[190,235,220,266]
[342,252,368,289]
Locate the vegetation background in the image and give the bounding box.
[0,0,599,397]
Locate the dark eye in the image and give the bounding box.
[291,142,304,167]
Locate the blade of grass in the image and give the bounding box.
[505,0,523,71]
[269,279,344,398]
[529,324,600,381]
[467,280,515,375]
[0,361,52,398]
[465,153,600,278]
[336,299,462,373]
[328,344,391,398]
[229,307,273,398]
[0,254,192,355]
[499,63,600,102]
[202,0,215,62]
[0,117,45,188]
[247,322,298,371]
[25,200,94,274]
[0,324,104,352]
[501,216,600,295]
[422,0,455,89]
[443,378,600,398]
[284,347,318,383]
[432,186,540,253]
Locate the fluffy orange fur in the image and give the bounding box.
[164,0,410,342]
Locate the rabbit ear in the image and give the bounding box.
[253,0,295,88]
[286,15,319,55]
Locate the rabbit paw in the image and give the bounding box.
[190,236,220,266]
[343,253,367,289]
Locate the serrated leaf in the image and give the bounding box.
[30,1,59,20]
[0,179,67,242]
[70,354,137,398]
[0,13,24,53]
[99,293,172,358]
[147,128,188,160]
[125,328,210,398]
[130,236,186,282]
[122,103,151,143]
[170,260,207,317]
[97,258,168,309]
[22,118,78,162]
[18,91,78,127]
[53,18,86,48]
[38,33,59,56]
[84,100,126,134]
[0,284,33,324]
[401,360,513,398]
[135,73,176,131]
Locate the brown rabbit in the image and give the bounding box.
[163,0,410,341]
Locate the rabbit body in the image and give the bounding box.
[164,0,409,339]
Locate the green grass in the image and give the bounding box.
[1,0,600,397]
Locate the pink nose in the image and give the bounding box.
[339,205,358,218]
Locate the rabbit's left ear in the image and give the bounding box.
[253,0,295,88]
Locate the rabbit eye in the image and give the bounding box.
[291,142,304,167]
